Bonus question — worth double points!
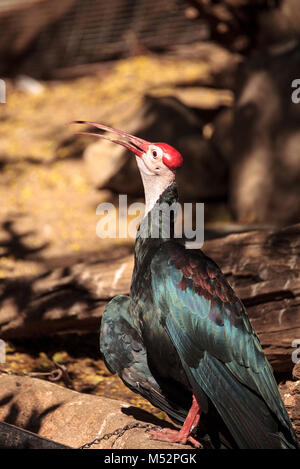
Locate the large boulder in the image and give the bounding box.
[0,374,193,449]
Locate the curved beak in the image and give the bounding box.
[69,120,150,158]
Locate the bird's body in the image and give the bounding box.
[72,120,299,449]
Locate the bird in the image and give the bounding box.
[71,120,299,449]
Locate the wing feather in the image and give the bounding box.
[150,242,298,447]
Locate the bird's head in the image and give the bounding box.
[70,121,183,212]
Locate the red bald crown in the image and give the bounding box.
[155,143,183,169]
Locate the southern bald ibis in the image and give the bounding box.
[71,120,299,449]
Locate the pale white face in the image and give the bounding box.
[71,119,181,216]
[136,144,172,178]
[135,144,177,215]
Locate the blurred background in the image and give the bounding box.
[0,0,300,422]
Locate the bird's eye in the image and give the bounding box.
[152,150,158,159]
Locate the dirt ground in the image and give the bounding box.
[1,332,169,419]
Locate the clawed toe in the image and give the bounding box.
[148,427,200,448]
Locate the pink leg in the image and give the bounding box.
[148,394,202,448]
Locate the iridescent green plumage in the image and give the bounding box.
[100,183,299,449]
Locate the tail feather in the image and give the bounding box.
[186,352,299,449]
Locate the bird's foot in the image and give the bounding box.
[148,427,201,448]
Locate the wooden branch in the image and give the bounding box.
[0,224,299,373]
[0,255,134,339]
[204,224,300,373]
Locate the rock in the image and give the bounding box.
[293,362,300,381]
[0,373,298,448]
[0,224,300,374]
[15,75,45,95]
[279,379,300,440]
[162,87,233,110]
[82,95,228,201]
[0,374,195,449]
[229,42,300,224]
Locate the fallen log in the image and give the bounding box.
[205,224,300,373]
[0,254,134,339]
[0,224,299,373]
[0,374,195,449]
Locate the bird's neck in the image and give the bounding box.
[133,182,179,268]
[140,171,176,217]
[131,183,179,295]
